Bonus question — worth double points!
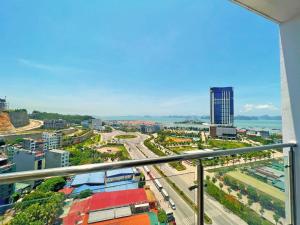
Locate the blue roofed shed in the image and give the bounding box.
[71,171,105,187]
[106,168,134,177]
[106,168,135,183]
[73,180,139,194]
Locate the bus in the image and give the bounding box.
[169,198,176,210]
[143,166,150,174]
[154,179,163,191]
[161,188,169,201]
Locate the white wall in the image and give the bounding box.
[280,14,300,224]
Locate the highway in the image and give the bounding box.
[102,131,247,225]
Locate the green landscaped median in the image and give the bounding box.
[144,137,186,171]
[115,134,137,139]
[227,171,285,201]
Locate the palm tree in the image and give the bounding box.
[227,187,232,195]
[273,214,280,225]
[219,182,224,189]
[260,206,265,218]
[247,199,253,207]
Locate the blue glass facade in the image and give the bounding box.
[210,87,234,126]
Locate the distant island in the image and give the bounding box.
[234,115,281,120]
[165,115,281,121]
[174,120,204,125]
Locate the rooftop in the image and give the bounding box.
[73,180,139,194]
[48,149,69,154]
[89,188,148,211]
[106,168,134,178]
[71,172,105,187]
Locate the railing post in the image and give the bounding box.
[197,159,204,225]
[287,146,296,225]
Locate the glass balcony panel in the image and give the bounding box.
[202,147,288,225]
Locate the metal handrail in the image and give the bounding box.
[0,143,296,184]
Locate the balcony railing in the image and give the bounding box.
[0,142,297,225]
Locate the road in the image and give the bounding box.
[101,131,247,225]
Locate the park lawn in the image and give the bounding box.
[104,143,130,160]
[208,139,251,149]
[165,136,193,143]
[115,134,137,139]
[169,146,198,152]
[227,171,285,201]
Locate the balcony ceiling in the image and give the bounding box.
[231,0,300,23]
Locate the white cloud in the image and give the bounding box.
[242,103,278,112]
[17,58,87,74]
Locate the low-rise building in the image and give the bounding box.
[140,124,161,134]
[1,145,19,161]
[0,98,8,111]
[42,131,62,150]
[13,149,45,187]
[70,169,139,194]
[43,119,67,129]
[89,188,149,211]
[257,130,270,138]
[106,168,135,183]
[209,125,237,139]
[81,120,90,129]
[0,156,15,205]
[45,149,70,168]
[90,119,104,131]
[22,138,47,152]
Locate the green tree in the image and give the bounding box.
[37,177,66,192]
[158,209,168,223]
[212,177,217,183]
[247,186,259,202]
[239,183,246,195]
[138,173,146,188]
[260,206,265,218]
[219,182,224,189]
[247,199,254,207]
[273,214,280,225]
[11,192,21,203]
[75,190,93,199]
[273,200,285,217]
[260,194,273,210]
[206,175,211,181]
[237,192,242,200]
[227,187,232,195]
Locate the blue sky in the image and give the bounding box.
[0,0,280,116]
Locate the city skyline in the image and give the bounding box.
[0,0,280,116]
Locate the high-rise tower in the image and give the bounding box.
[210,87,234,126]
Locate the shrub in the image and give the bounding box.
[75,190,93,199]
[37,177,66,192]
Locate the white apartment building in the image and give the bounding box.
[42,132,62,150]
[90,119,103,131]
[45,149,69,168]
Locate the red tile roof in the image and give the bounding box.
[89,188,148,211]
[63,199,91,225]
[59,187,74,195]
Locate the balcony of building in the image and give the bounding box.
[1,0,300,225]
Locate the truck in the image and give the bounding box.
[143,166,150,174]
[154,179,163,191]
[161,188,169,201]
